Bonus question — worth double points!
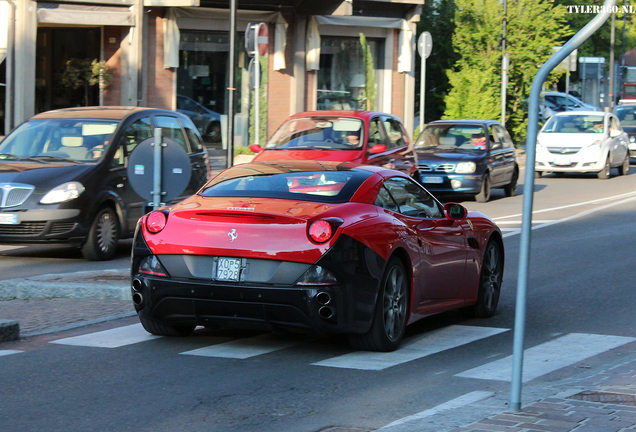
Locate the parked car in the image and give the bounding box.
[0,107,211,260]
[249,111,420,181]
[614,102,636,161]
[176,95,222,143]
[535,111,630,179]
[542,91,601,113]
[413,120,519,202]
[131,160,504,352]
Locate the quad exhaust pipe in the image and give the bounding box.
[316,292,334,319]
[132,278,144,306]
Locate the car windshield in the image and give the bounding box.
[265,117,365,150]
[543,115,605,133]
[615,106,636,126]
[414,125,487,153]
[0,118,119,162]
[200,168,372,203]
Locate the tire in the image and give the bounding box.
[534,171,543,179]
[348,257,409,352]
[504,167,518,197]
[475,173,491,203]
[462,239,503,318]
[139,315,195,337]
[618,153,630,176]
[81,207,120,261]
[597,155,611,179]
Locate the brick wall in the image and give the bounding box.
[103,27,122,106]
[391,29,405,119]
[146,8,174,110]
[266,21,294,139]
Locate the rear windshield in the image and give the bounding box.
[543,115,605,133]
[0,118,119,162]
[200,170,372,203]
[265,117,365,150]
[615,106,636,126]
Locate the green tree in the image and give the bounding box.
[359,33,377,110]
[416,0,460,124]
[61,59,112,106]
[444,0,571,141]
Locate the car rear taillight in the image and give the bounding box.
[146,211,167,233]
[309,220,334,243]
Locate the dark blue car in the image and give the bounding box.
[414,120,519,202]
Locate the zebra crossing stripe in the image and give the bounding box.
[50,324,160,348]
[0,350,22,357]
[456,333,636,382]
[313,325,509,371]
[180,334,298,359]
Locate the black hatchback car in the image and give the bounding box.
[0,107,210,260]
[414,120,519,202]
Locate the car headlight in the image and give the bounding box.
[40,182,85,204]
[586,140,602,150]
[630,136,635,143]
[455,162,476,174]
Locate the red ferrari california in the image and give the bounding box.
[131,161,504,352]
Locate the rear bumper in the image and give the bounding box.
[131,231,386,335]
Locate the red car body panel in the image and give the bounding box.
[252,111,419,178]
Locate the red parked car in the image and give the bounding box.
[131,161,504,352]
[249,111,420,181]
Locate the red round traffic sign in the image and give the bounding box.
[257,23,269,57]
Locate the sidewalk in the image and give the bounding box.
[1,270,635,432]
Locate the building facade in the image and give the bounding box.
[1,0,422,144]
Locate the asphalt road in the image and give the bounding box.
[2,166,636,432]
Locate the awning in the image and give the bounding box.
[165,7,288,70]
[314,15,413,73]
[37,3,134,26]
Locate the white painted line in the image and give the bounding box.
[502,195,636,238]
[456,333,636,383]
[378,391,494,430]
[313,325,508,371]
[495,220,555,224]
[493,190,636,220]
[50,323,160,348]
[180,334,297,359]
[0,350,23,357]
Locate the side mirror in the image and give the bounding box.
[368,144,387,154]
[443,202,467,221]
[249,144,262,153]
[491,142,502,150]
[610,129,622,138]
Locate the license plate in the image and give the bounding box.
[424,176,443,184]
[0,213,18,225]
[553,156,571,166]
[216,257,241,282]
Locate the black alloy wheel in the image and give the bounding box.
[348,257,408,352]
[475,173,491,203]
[81,207,120,261]
[462,239,503,318]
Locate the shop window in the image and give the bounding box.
[317,37,382,111]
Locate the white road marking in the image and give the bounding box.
[0,350,23,357]
[456,333,636,382]
[495,220,555,224]
[180,334,298,359]
[501,194,636,238]
[377,391,494,430]
[50,323,160,348]
[312,325,508,371]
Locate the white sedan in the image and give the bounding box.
[535,111,630,179]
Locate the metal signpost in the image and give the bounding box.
[417,31,432,134]
[510,0,615,412]
[245,22,268,146]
